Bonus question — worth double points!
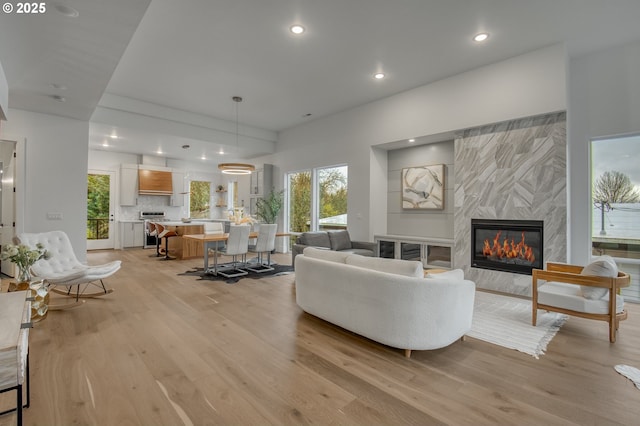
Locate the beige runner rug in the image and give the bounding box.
[467,291,568,359]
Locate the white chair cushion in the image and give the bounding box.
[539,281,624,314]
[303,247,351,263]
[580,255,618,299]
[425,269,465,281]
[345,254,423,278]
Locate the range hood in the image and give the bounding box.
[138,169,173,195]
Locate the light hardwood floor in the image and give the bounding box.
[1,248,640,425]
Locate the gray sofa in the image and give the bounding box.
[292,230,377,268]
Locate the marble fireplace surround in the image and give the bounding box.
[453,112,567,296]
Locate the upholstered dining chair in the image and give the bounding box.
[155,223,178,260]
[16,230,121,309]
[532,256,631,343]
[246,223,277,273]
[217,224,251,279]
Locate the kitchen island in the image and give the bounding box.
[156,222,205,259]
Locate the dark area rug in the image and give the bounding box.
[179,264,294,284]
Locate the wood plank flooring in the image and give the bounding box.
[1,247,639,425]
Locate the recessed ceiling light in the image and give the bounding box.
[109,134,118,139]
[156,149,163,155]
[219,149,224,155]
[473,32,489,42]
[182,144,190,149]
[201,155,207,160]
[408,139,415,143]
[374,72,385,80]
[102,140,109,147]
[50,94,65,102]
[54,4,79,17]
[302,113,312,117]
[290,25,305,34]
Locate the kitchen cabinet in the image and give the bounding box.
[120,164,138,206]
[171,171,185,207]
[121,222,145,248]
[248,164,273,215]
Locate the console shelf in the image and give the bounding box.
[374,234,453,269]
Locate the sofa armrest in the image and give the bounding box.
[292,244,329,269]
[351,240,378,255]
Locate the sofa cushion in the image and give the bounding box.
[539,281,624,314]
[328,230,352,251]
[425,269,465,281]
[580,255,618,299]
[303,247,351,263]
[299,232,331,248]
[345,254,423,278]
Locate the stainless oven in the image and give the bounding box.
[140,211,165,248]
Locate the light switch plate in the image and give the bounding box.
[46,212,63,220]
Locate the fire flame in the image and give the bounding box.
[482,231,535,263]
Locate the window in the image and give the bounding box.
[317,165,348,230]
[591,134,640,301]
[286,165,348,233]
[287,170,311,233]
[189,181,211,219]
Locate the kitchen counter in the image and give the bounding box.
[158,221,204,227]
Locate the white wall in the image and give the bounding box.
[275,44,567,242]
[3,109,89,260]
[0,61,7,120]
[568,40,640,264]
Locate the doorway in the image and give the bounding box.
[87,170,115,250]
[0,139,16,275]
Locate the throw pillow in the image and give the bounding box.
[425,269,465,281]
[300,232,331,248]
[580,255,618,300]
[328,230,352,251]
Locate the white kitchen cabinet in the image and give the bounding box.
[171,170,185,207]
[248,164,273,215]
[120,164,138,206]
[121,222,145,248]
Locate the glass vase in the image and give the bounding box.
[17,266,32,284]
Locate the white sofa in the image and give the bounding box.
[295,247,476,357]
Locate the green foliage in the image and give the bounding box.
[593,171,640,211]
[87,174,111,239]
[289,171,311,232]
[318,168,347,219]
[255,189,284,224]
[190,181,211,219]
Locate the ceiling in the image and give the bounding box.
[3,0,640,163]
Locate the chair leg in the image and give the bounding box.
[609,320,616,343]
[156,236,162,257]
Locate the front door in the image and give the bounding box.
[87,170,115,250]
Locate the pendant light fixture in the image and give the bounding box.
[218,96,255,175]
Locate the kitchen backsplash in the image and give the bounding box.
[119,195,227,221]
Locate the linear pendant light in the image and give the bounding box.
[218,96,255,175]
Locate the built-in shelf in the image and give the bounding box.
[374,234,454,269]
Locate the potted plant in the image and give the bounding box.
[255,189,284,224]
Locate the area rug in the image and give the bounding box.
[179,264,294,284]
[614,365,640,390]
[467,291,568,359]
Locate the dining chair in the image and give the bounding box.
[217,224,251,278]
[246,223,277,273]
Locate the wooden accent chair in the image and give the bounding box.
[532,258,630,343]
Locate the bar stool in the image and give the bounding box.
[155,223,178,260]
[147,222,160,257]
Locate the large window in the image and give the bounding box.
[591,135,640,301]
[189,181,211,219]
[286,165,348,233]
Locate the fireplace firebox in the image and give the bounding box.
[471,219,543,275]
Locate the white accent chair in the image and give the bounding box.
[16,231,121,309]
[532,256,630,343]
[217,225,251,279]
[246,223,277,273]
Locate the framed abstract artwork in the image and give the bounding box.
[401,164,445,209]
